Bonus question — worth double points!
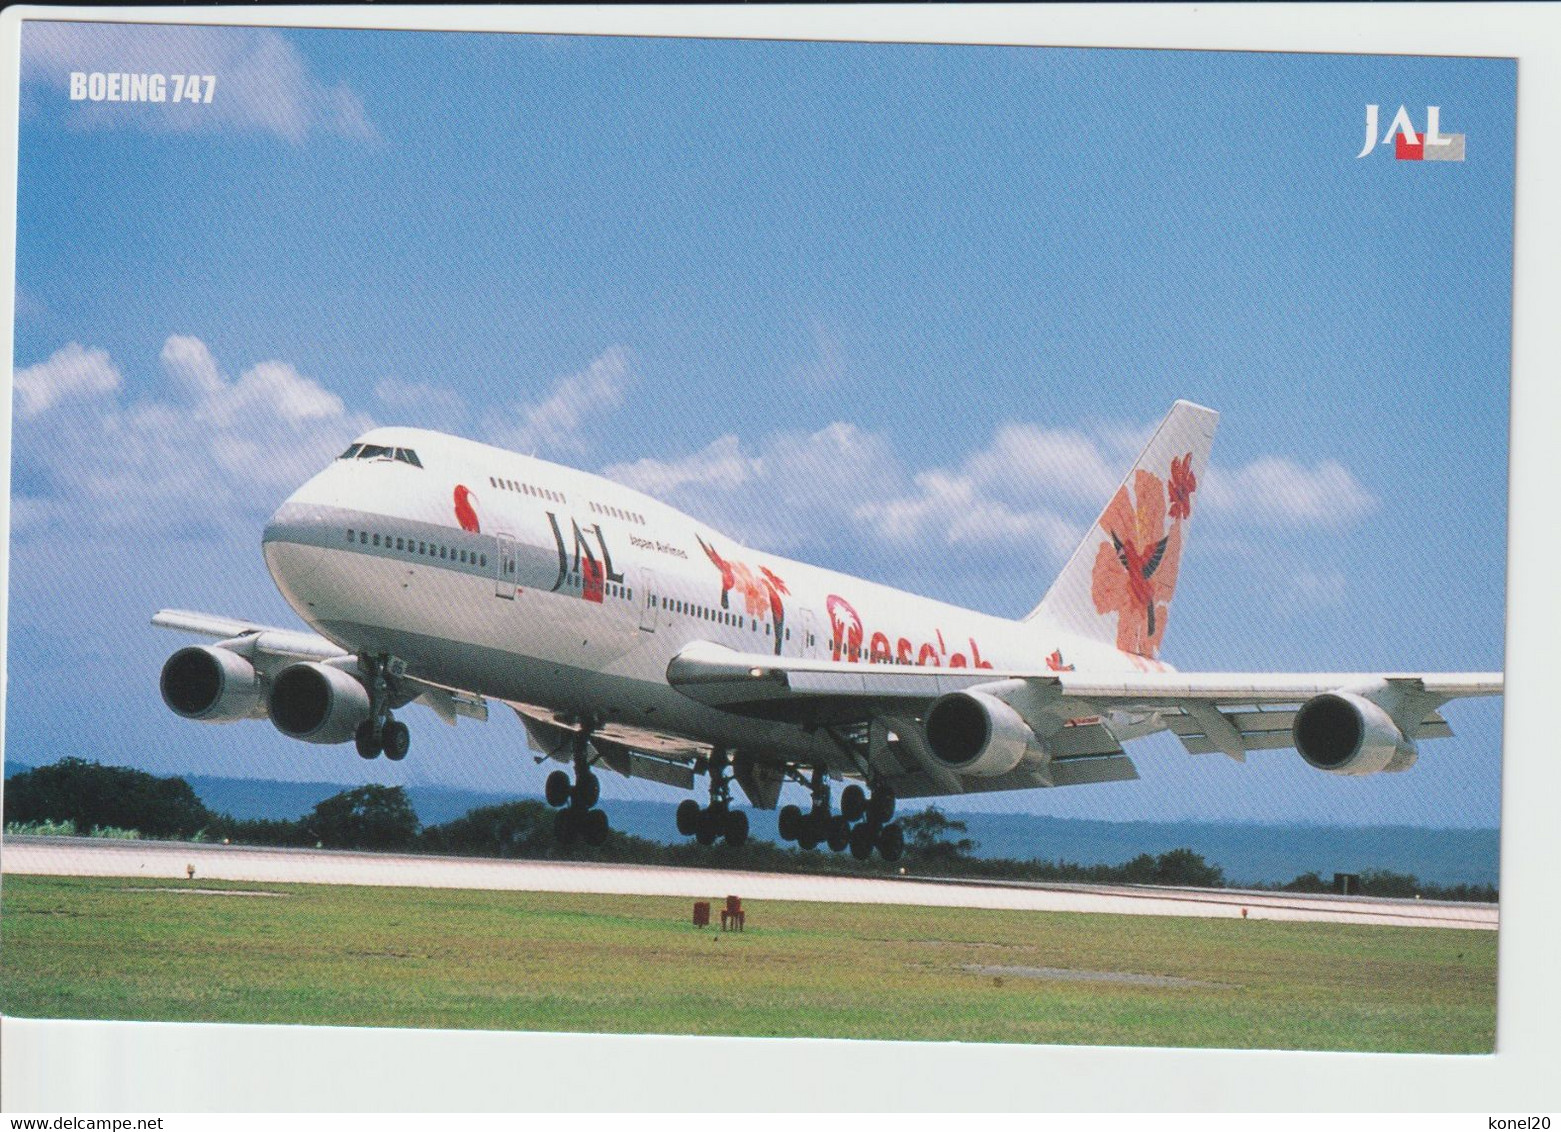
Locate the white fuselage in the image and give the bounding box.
[262,427,1150,772]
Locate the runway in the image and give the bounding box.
[1,835,1497,930]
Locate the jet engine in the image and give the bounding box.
[268,661,372,745]
[923,690,1039,778]
[1292,691,1414,776]
[160,646,265,723]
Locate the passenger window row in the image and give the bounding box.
[588,500,645,525]
[347,528,487,570]
[647,594,792,640]
[488,475,564,504]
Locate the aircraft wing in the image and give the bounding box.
[152,609,488,724]
[153,609,350,661]
[666,642,1501,793]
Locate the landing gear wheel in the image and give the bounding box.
[849,822,876,861]
[582,808,610,847]
[796,813,822,851]
[354,721,381,760]
[695,807,722,847]
[840,785,867,823]
[545,770,572,808]
[676,799,701,836]
[723,809,749,848]
[574,771,600,810]
[553,808,578,845]
[777,804,803,843]
[826,815,852,854]
[878,822,905,863]
[381,720,410,762]
[868,790,896,826]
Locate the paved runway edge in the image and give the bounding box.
[1,835,1498,930]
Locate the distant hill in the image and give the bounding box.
[3,758,1499,887]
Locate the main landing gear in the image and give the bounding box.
[777,769,903,862]
[676,750,749,848]
[545,722,611,847]
[354,654,410,762]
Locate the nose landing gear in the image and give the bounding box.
[778,769,902,861]
[676,750,749,847]
[545,721,611,847]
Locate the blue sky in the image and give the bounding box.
[7,22,1513,828]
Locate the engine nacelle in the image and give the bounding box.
[160,646,264,723]
[1292,691,1414,776]
[268,661,372,745]
[923,690,1039,778]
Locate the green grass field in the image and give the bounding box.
[0,874,1496,1052]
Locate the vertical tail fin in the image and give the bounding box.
[1026,400,1218,661]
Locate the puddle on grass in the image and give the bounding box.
[119,887,289,898]
[961,963,1232,989]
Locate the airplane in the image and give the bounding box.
[154,400,1503,861]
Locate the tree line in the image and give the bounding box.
[2,757,1497,901]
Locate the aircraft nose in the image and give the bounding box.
[263,496,328,593]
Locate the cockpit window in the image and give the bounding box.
[342,443,422,466]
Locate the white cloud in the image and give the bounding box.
[161,334,224,397]
[857,469,1083,558]
[607,434,759,498]
[963,423,1125,508]
[14,341,122,418]
[497,347,633,456]
[13,335,372,540]
[848,421,1142,557]
[1202,457,1378,529]
[22,23,379,143]
[606,413,1379,617]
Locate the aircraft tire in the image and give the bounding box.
[695,807,721,846]
[354,721,381,760]
[777,804,802,842]
[840,785,867,823]
[826,815,851,853]
[554,809,578,845]
[848,822,875,861]
[877,822,905,863]
[382,721,410,762]
[582,808,609,847]
[869,791,896,826]
[723,809,749,848]
[545,770,572,808]
[575,771,601,810]
[796,814,822,851]
[676,799,701,836]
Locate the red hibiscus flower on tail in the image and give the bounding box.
[1090,469,1182,658]
[1168,452,1197,521]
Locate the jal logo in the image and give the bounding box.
[1357,105,1465,162]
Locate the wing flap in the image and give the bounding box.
[511,705,709,785]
